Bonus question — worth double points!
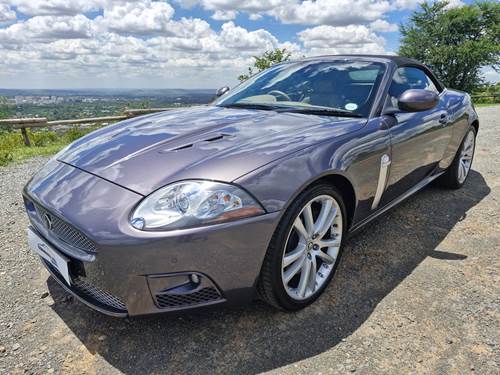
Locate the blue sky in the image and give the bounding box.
[0,0,497,89]
[172,3,405,53]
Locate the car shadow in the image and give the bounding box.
[47,170,490,375]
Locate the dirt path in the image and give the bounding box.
[0,106,498,374]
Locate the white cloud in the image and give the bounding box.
[12,0,103,16]
[0,3,16,23]
[393,0,423,9]
[271,0,392,26]
[95,1,176,35]
[369,19,398,32]
[0,3,17,25]
[211,9,237,21]
[0,15,94,45]
[173,0,199,9]
[188,0,284,22]
[249,13,263,21]
[394,0,463,10]
[184,0,395,26]
[197,0,289,13]
[443,0,464,10]
[298,25,386,55]
[219,21,278,51]
[0,0,398,88]
[0,2,290,88]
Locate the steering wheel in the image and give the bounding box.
[267,90,291,102]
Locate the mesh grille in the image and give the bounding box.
[34,203,97,253]
[72,277,127,311]
[156,287,221,309]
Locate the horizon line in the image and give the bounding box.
[0,88,218,91]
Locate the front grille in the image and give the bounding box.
[156,287,221,309]
[72,277,127,311]
[34,203,97,253]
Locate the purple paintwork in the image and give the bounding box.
[23,55,478,316]
[56,106,366,195]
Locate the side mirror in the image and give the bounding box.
[215,86,230,98]
[397,89,439,112]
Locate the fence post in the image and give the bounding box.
[20,127,31,146]
[0,109,176,148]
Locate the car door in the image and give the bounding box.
[379,66,452,206]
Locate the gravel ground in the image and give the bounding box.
[0,106,498,375]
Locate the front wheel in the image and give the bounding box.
[439,127,476,189]
[257,184,347,311]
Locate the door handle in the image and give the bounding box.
[439,113,448,124]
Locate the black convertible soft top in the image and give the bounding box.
[303,54,445,91]
[308,54,422,67]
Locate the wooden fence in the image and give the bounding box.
[471,94,500,99]
[0,108,173,146]
[0,95,498,146]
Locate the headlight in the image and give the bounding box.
[130,180,265,231]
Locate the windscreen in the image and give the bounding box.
[214,60,386,117]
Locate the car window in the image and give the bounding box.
[348,69,381,81]
[387,67,440,107]
[214,61,386,117]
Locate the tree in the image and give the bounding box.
[238,48,292,81]
[0,97,9,119]
[399,1,500,92]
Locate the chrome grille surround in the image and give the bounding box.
[34,203,97,253]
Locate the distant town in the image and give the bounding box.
[0,89,216,120]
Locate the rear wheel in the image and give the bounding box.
[258,184,347,311]
[439,127,476,189]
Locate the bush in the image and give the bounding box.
[472,83,500,104]
[31,131,59,147]
[0,125,102,166]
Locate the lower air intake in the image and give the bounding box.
[42,258,127,316]
[156,287,221,309]
[72,277,127,311]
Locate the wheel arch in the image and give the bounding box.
[471,119,479,134]
[279,172,358,230]
[314,174,356,229]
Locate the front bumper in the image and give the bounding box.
[24,161,280,316]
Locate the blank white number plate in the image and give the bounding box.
[28,228,71,285]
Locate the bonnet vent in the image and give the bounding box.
[167,133,230,152]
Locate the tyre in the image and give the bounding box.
[439,126,476,189]
[258,184,347,311]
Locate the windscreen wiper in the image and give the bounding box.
[276,107,363,117]
[217,103,283,111]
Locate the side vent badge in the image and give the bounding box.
[371,154,391,210]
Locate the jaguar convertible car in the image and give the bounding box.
[23,55,478,317]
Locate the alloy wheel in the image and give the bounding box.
[458,130,475,184]
[281,195,343,300]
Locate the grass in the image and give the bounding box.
[0,126,101,167]
[474,102,500,107]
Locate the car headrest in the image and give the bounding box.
[311,79,333,94]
